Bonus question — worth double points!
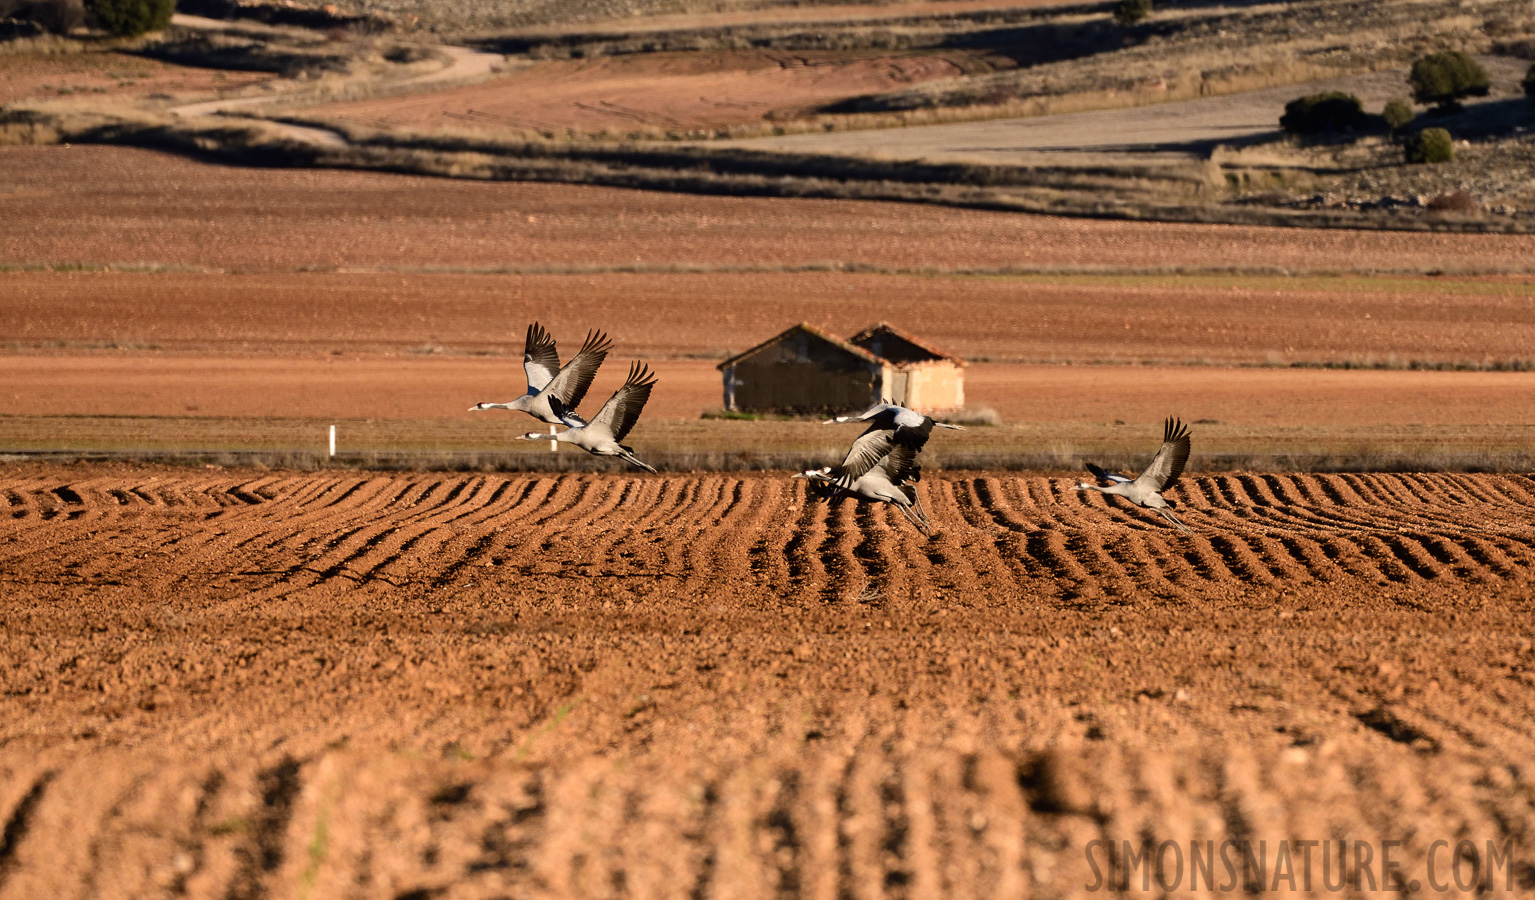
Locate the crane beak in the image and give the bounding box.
[468,404,483,411]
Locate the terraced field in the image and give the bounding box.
[4,466,1535,898]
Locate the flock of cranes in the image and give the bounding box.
[471,323,1197,536]
[470,324,660,474]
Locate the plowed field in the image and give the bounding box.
[4,466,1535,898]
[0,52,271,106]
[8,146,1535,275]
[307,49,1000,134]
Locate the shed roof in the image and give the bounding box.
[847,322,962,365]
[717,323,886,370]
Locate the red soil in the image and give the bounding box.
[3,465,1534,897]
[0,51,271,105]
[5,355,1535,428]
[307,49,998,133]
[5,268,1535,368]
[5,145,1534,275]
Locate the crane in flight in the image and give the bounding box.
[470,322,612,425]
[1077,417,1193,534]
[822,403,963,491]
[796,443,935,536]
[517,361,659,473]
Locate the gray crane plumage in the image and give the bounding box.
[1077,417,1193,533]
[470,322,612,425]
[822,403,963,491]
[796,443,935,536]
[517,361,658,473]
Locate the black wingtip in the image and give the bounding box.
[526,321,554,353]
[583,329,614,354]
[627,360,658,387]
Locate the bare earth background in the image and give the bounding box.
[3,140,1535,899]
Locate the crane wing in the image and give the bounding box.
[1134,417,1191,493]
[543,395,588,428]
[523,322,561,393]
[833,425,896,490]
[834,412,935,490]
[894,416,936,453]
[878,443,923,486]
[591,361,657,443]
[544,329,612,411]
[1085,462,1132,485]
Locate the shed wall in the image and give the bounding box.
[723,336,884,412]
[903,363,964,412]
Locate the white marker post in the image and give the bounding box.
[329,425,336,458]
[549,424,558,453]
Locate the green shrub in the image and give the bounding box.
[1404,127,1454,164]
[1279,91,1367,135]
[1524,62,1535,99]
[85,0,172,35]
[1382,98,1415,131]
[1113,0,1151,26]
[1409,51,1490,108]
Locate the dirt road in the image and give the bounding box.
[726,59,1531,166]
[166,14,502,150]
[3,465,1534,898]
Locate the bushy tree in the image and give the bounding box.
[1382,98,1415,132]
[1409,51,1490,109]
[1279,91,1367,135]
[85,0,172,35]
[1114,0,1151,26]
[1404,127,1454,164]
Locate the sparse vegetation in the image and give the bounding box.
[1404,127,1454,164]
[700,408,762,421]
[1279,92,1367,136]
[138,30,355,76]
[1409,51,1490,110]
[5,0,1534,231]
[945,407,1003,427]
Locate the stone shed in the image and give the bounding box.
[718,322,964,414]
